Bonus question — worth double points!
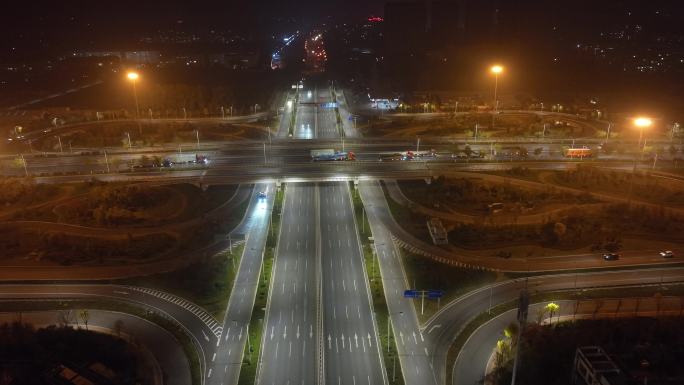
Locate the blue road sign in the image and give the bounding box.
[403,290,420,298]
[427,290,444,299]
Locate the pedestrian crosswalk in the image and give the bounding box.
[127,286,223,338]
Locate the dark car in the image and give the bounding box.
[603,253,620,261]
[257,191,267,200]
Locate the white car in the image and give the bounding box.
[660,250,674,258]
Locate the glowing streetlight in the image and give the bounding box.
[633,117,652,129]
[127,71,139,81]
[490,65,504,111]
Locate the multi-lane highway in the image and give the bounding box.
[320,182,386,385]
[258,183,319,385]
[5,81,684,385]
[257,83,386,385]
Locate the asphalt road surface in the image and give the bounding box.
[0,309,191,385]
[423,267,684,385]
[208,182,275,385]
[320,181,386,385]
[258,183,319,385]
[360,180,438,385]
[0,284,219,376]
[454,296,684,385]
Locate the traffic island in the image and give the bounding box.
[0,299,203,385]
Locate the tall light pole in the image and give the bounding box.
[628,117,652,202]
[634,117,652,153]
[490,65,504,112]
[127,72,142,135]
[127,72,140,118]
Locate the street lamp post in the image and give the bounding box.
[490,65,504,112]
[127,72,143,135]
[628,117,652,202]
[127,72,140,118]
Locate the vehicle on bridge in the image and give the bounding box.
[402,150,436,161]
[565,147,593,158]
[311,149,356,161]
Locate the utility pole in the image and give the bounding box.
[362,209,365,234]
[416,137,420,152]
[387,315,392,352]
[196,130,200,150]
[104,150,110,173]
[263,142,267,164]
[57,136,63,153]
[511,289,529,385]
[246,324,251,362]
[127,132,132,149]
[20,154,28,177]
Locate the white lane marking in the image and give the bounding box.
[208,369,212,378]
